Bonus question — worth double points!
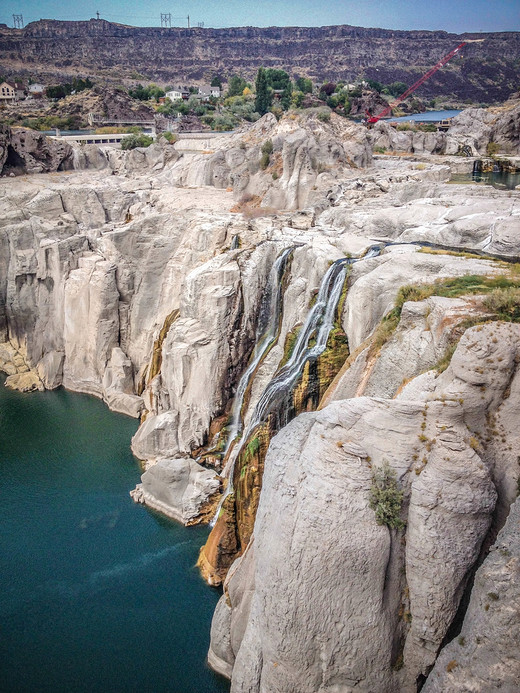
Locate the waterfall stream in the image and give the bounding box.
[221,246,294,461]
[210,247,382,524]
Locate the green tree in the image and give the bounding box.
[255,67,272,116]
[295,77,313,93]
[291,90,305,108]
[211,75,223,89]
[149,85,165,101]
[386,81,408,97]
[264,68,291,91]
[367,79,383,93]
[46,85,67,99]
[228,74,247,97]
[129,84,150,101]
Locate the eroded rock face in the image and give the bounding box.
[2,21,518,103]
[2,119,520,693]
[209,323,520,691]
[163,112,372,211]
[0,126,74,175]
[368,101,520,157]
[423,498,520,693]
[131,457,220,525]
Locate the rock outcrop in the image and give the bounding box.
[0,125,74,175]
[423,498,520,693]
[368,99,520,156]
[1,20,519,102]
[209,323,519,691]
[131,457,220,524]
[1,113,519,693]
[46,85,156,125]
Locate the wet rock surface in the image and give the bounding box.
[1,108,519,692]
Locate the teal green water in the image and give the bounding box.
[0,378,229,693]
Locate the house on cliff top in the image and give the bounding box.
[0,81,26,103]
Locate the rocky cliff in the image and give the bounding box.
[1,109,519,691]
[0,20,519,101]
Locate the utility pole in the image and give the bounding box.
[187,14,190,29]
[12,14,24,28]
[161,13,171,28]
[96,11,100,20]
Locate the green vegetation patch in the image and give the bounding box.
[483,287,520,322]
[369,273,520,359]
[121,133,154,150]
[369,460,405,530]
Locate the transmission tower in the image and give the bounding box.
[13,14,24,28]
[197,22,204,28]
[160,13,171,28]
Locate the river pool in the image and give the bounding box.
[0,378,229,693]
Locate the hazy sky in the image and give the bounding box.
[1,0,519,33]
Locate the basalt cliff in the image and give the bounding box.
[0,20,519,102]
[0,108,519,692]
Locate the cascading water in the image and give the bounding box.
[210,246,382,525]
[221,246,293,459]
[209,247,293,526]
[246,258,348,431]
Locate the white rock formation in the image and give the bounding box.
[1,111,520,692]
[423,498,520,693]
[131,457,220,524]
[209,323,520,692]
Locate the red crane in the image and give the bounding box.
[365,41,479,124]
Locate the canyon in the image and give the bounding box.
[1,102,519,692]
[0,20,519,102]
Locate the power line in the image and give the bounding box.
[12,13,23,28]
[160,13,171,28]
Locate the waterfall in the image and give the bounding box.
[210,246,382,525]
[222,247,293,459]
[246,259,348,432]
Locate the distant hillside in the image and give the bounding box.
[0,19,518,102]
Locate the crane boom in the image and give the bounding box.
[366,41,468,124]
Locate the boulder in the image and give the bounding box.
[131,457,220,524]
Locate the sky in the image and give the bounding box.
[1,0,519,33]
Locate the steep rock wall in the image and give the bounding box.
[210,323,520,691]
[1,21,518,101]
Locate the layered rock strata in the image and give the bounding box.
[1,111,519,691]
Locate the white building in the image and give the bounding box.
[198,85,220,99]
[0,82,16,102]
[28,83,45,93]
[166,87,189,101]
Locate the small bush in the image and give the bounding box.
[483,288,520,321]
[261,139,273,156]
[161,131,178,144]
[418,123,438,132]
[272,171,279,180]
[317,110,331,122]
[374,146,386,154]
[121,133,153,150]
[446,660,458,673]
[369,460,405,530]
[486,141,500,157]
[260,151,270,170]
